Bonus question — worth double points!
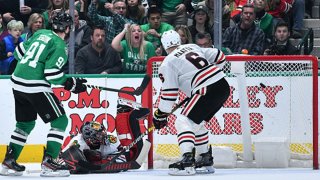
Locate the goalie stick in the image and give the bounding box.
[85,74,150,96]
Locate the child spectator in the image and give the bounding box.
[0,20,24,75]
[112,24,156,74]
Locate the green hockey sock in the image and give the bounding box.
[46,115,68,158]
[9,121,35,159]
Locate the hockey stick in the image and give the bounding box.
[85,74,150,96]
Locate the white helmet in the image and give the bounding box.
[161,30,181,51]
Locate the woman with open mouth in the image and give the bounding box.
[111,23,156,74]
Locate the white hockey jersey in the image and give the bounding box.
[158,44,226,113]
[62,134,120,158]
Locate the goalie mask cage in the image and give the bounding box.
[144,55,318,170]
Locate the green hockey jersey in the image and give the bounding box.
[13,29,68,93]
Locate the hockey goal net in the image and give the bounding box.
[144,55,318,169]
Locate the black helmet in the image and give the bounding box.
[51,11,73,32]
[80,121,107,149]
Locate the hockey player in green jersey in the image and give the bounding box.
[0,12,87,177]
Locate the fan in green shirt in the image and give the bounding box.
[112,24,156,74]
[140,7,174,49]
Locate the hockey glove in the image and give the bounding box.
[64,77,87,94]
[153,109,170,129]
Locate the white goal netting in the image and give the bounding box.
[145,55,319,169]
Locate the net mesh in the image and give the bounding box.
[147,56,317,168]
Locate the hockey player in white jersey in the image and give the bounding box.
[152,30,230,175]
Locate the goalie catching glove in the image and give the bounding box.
[64,77,87,94]
[153,109,170,129]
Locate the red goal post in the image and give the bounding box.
[144,55,318,169]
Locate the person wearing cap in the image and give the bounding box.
[152,29,229,175]
[188,4,214,43]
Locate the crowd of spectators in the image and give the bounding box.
[0,0,310,75]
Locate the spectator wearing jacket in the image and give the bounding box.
[75,26,122,74]
[264,21,299,55]
[0,20,24,75]
[222,4,265,55]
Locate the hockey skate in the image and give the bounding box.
[0,146,25,176]
[168,148,196,176]
[195,145,215,174]
[41,153,70,177]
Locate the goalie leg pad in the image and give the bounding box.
[128,107,150,161]
[116,106,133,146]
[116,106,150,161]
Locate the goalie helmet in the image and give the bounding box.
[51,11,73,32]
[80,121,107,149]
[161,30,181,51]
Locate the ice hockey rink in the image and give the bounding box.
[0,163,318,180]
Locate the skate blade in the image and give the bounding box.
[0,165,23,176]
[168,167,196,176]
[196,166,215,174]
[40,169,70,177]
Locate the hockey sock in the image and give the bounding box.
[46,115,68,158]
[194,123,209,156]
[9,121,35,159]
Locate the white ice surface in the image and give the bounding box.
[0,163,319,180]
